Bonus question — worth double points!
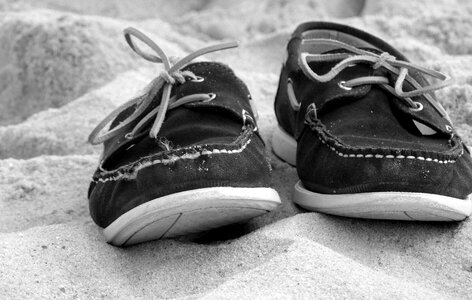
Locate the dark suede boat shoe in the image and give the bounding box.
[88,28,280,246]
[273,22,472,221]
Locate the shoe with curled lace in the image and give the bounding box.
[273,22,472,221]
[88,27,280,246]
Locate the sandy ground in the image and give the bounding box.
[1,0,472,299]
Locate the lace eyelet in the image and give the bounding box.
[409,101,423,112]
[338,81,352,91]
[190,76,204,83]
[124,132,134,140]
[445,125,453,132]
[205,93,216,102]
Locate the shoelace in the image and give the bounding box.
[296,38,452,120]
[88,27,238,145]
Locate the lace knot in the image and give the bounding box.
[160,70,187,85]
[373,52,395,69]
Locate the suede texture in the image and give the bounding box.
[274,22,472,199]
[89,62,271,228]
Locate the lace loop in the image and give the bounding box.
[298,39,453,118]
[124,27,169,66]
[88,27,239,145]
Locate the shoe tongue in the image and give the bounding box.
[293,53,373,138]
[174,62,255,123]
[295,49,453,139]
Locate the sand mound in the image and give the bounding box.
[0,0,211,21]
[174,0,365,40]
[2,215,471,299]
[0,10,138,125]
[0,155,96,232]
[363,0,472,18]
[0,70,151,159]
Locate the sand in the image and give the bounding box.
[1,0,472,299]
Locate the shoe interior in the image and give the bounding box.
[300,29,381,54]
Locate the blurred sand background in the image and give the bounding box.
[1,0,472,298]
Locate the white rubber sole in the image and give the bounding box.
[272,126,297,166]
[294,181,472,221]
[104,187,281,246]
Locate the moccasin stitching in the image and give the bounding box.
[306,116,463,163]
[93,127,254,182]
[316,134,460,164]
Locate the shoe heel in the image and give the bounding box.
[272,126,297,166]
